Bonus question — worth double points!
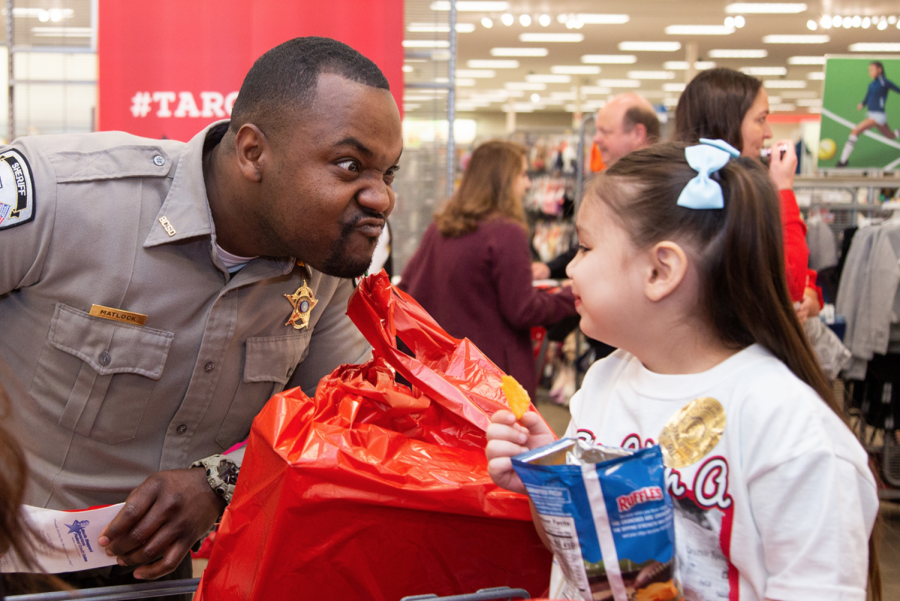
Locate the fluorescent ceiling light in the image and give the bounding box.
[582,54,638,64]
[709,49,768,58]
[598,79,641,88]
[551,92,577,100]
[807,72,825,80]
[740,66,788,75]
[403,40,450,48]
[762,35,830,43]
[552,65,601,74]
[30,26,91,36]
[576,14,630,24]
[763,80,807,88]
[491,47,549,57]
[456,69,496,78]
[456,79,476,86]
[770,103,798,111]
[665,25,735,35]
[430,1,510,11]
[407,23,476,33]
[779,90,817,98]
[511,103,536,112]
[403,95,442,102]
[618,42,682,51]
[402,65,413,73]
[663,83,687,92]
[467,60,519,68]
[849,43,900,52]
[787,56,825,64]
[526,74,572,83]
[627,70,676,79]
[796,98,823,106]
[664,61,717,70]
[580,86,613,95]
[505,82,547,90]
[520,33,584,42]
[725,3,807,13]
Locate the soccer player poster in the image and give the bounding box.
[819,55,900,171]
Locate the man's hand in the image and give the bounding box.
[98,468,225,580]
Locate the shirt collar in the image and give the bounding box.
[144,120,228,249]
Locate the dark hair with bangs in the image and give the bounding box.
[586,141,882,599]
[230,36,390,136]
[673,68,762,152]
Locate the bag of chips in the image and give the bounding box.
[512,439,681,601]
[195,272,552,601]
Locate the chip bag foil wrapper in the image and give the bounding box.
[512,439,682,601]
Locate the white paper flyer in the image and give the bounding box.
[0,503,124,574]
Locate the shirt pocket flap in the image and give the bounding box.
[244,333,311,385]
[49,304,174,379]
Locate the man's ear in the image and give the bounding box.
[632,122,648,145]
[644,241,688,302]
[233,124,268,183]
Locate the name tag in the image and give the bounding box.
[89,304,148,326]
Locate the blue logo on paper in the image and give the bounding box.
[66,519,90,534]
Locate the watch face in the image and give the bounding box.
[217,461,240,486]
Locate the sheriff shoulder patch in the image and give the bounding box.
[0,149,35,230]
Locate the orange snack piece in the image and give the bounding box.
[634,580,680,601]
[501,375,531,420]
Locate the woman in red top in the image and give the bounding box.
[674,68,821,321]
[399,141,577,397]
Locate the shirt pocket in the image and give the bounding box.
[215,332,311,448]
[29,303,174,444]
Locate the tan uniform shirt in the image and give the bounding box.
[0,122,371,510]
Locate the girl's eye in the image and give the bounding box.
[336,160,360,172]
[577,244,590,254]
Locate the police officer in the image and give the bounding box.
[0,36,402,594]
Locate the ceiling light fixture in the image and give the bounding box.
[467,59,519,68]
[580,86,613,95]
[491,47,549,56]
[665,25,735,35]
[598,79,641,87]
[849,43,900,51]
[709,49,768,58]
[520,14,532,26]
[762,35,830,43]
[407,23,476,33]
[501,13,514,26]
[763,80,807,88]
[862,17,871,28]
[806,72,825,80]
[481,17,493,28]
[576,14,630,24]
[734,16,746,27]
[820,16,832,28]
[505,82,547,90]
[787,56,825,64]
[725,3,806,13]
[539,14,551,27]
[807,20,817,30]
[740,66,788,75]
[582,54,639,63]
[402,40,450,48]
[456,69,497,78]
[521,33,584,42]
[430,1,510,11]
[526,74,572,83]
[618,41,682,51]
[551,65,602,74]
[627,70,676,79]
[531,93,541,102]
[664,61,717,70]
[663,83,687,92]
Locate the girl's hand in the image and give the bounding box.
[767,140,798,190]
[486,409,557,494]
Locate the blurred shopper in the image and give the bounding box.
[532,93,660,281]
[0,36,402,597]
[399,141,576,398]
[837,60,900,167]
[675,67,822,322]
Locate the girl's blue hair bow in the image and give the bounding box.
[676,138,741,210]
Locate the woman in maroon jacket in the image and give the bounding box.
[399,140,577,398]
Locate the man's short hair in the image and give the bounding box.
[230,36,390,135]
[622,105,661,143]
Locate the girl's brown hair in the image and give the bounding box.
[588,141,880,600]
[435,140,527,237]
[673,68,762,152]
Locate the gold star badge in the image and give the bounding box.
[284,281,318,330]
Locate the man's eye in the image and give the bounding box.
[337,160,359,172]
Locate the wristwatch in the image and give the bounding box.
[191,454,240,505]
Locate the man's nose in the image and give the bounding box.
[358,180,394,216]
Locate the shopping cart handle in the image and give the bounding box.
[401,586,531,601]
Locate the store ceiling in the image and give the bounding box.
[403,0,900,116]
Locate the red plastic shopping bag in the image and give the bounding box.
[196,272,552,601]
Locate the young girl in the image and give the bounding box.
[486,141,880,601]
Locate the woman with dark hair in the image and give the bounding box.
[675,68,822,321]
[399,140,577,397]
[836,61,900,167]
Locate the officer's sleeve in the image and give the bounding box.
[0,140,55,295]
[288,277,371,397]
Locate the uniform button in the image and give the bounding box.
[153,155,165,166]
[99,351,111,366]
[205,361,215,372]
[176,424,188,434]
